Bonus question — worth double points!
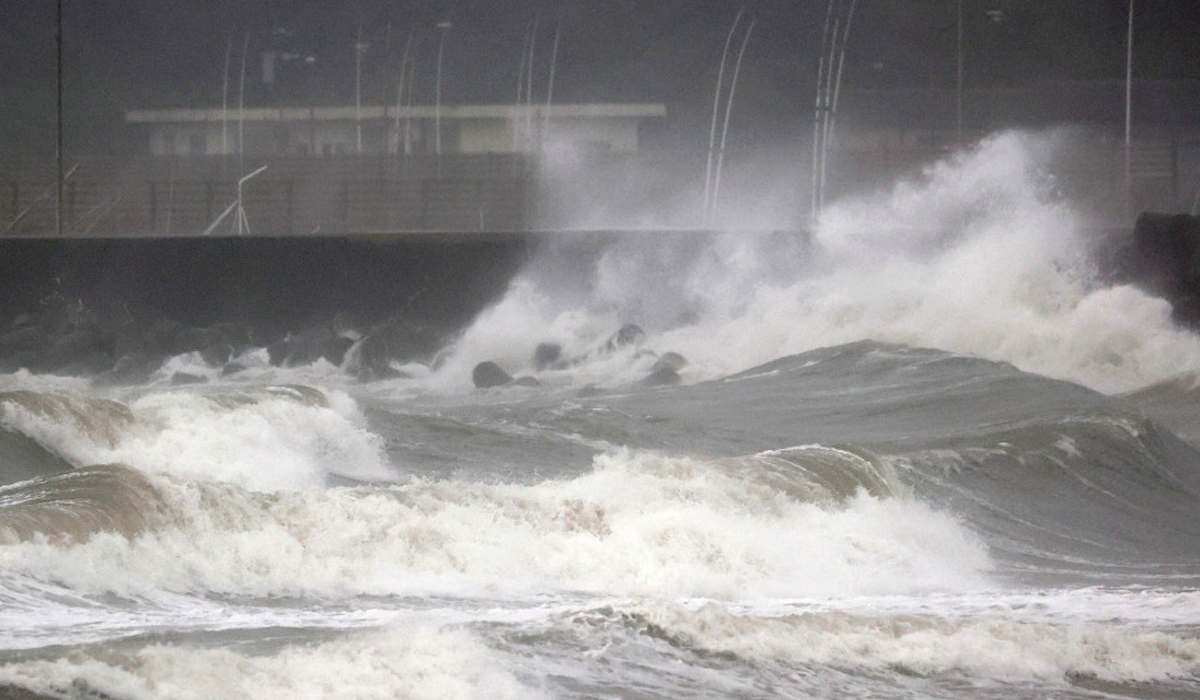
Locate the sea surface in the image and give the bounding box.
[2,132,1200,698]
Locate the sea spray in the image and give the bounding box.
[450,131,1200,393]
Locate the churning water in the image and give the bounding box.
[2,132,1200,699]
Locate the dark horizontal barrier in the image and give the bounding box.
[0,218,1196,380]
[0,233,530,379]
[0,233,530,334]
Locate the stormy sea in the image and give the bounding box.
[3,132,1200,699]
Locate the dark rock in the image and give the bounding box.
[513,375,541,387]
[49,327,108,367]
[364,319,446,365]
[144,318,186,357]
[270,334,356,367]
[57,351,116,377]
[651,352,687,374]
[1123,212,1200,326]
[473,361,513,388]
[0,325,49,354]
[170,372,208,385]
[200,343,235,367]
[95,353,164,386]
[317,336,355,366]
[172,326,218,355]
[604,324,645,352]
[533,342,563,371]
[108,321,146,358]
[640,366,681,387]
[267,340,292,366]
[1,351,41,373]
[222,362,248,376]
[210,322,253,348]
[354,333,392,379]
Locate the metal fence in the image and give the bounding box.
[3,135,1197,237]
[2,153,534,237]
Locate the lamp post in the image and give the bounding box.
[956,0,963,138]
[354,37,370,155]
[56,0,63,236]
[435,20,452,177]
[1124,0,1134,217]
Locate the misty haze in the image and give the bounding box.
[2,2,1200,699]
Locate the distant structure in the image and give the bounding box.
[0,103,665,237]
[832,80,1200,219]
[125,103,666,158]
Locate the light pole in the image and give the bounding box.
[435,20,452,177]
[956,0,963,138]
[1124,0,1134,216]
[56,0,63,235]
[354,37,370,155]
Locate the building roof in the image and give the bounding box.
[126,103,667,124]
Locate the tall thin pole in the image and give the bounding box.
[238,32,249,175]
[515,21,532,151]
[811,0,835,219]
[543,20,561,147]
[435,21,451,177]
[404,55,416,155]
[393,31,413,157]
[355,28,368,156]
[956,0,963,138]
[827,0,856,148]
[222,33,232,160]
[1124,0,1134,215]
[55,0,63,236]
[705,8,744,221]
[817,15,840,213]
[526,14,539,142]
[711,19,756,223]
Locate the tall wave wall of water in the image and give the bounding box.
[445,130,1200,395]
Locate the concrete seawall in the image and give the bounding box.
[1,219,1196,380]
[0,233,530,377]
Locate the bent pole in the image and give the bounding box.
[203,164,267,237]
[705,7,745,221]
[811,0,835,221]
[711,19,756,224]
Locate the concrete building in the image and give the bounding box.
[125,103,667,158]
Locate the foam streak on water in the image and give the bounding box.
[3,132,1200,699]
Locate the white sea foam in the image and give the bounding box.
[0,449,990,600]
[626,599,1200,684]
[441,131,1200,394]
[0,387,391,491]
[0,624,543,700]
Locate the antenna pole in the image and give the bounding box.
[56,0,64,236]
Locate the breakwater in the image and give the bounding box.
[0,233,529,379]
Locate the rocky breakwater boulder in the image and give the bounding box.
[640,351,688,386]
[472,361,514,389]
[96,318,255,385]
[1117,212,1200,325]
[343,317,448,382]
[267,326,356,369]
[469,323,688,390]
[0,294,114,376]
